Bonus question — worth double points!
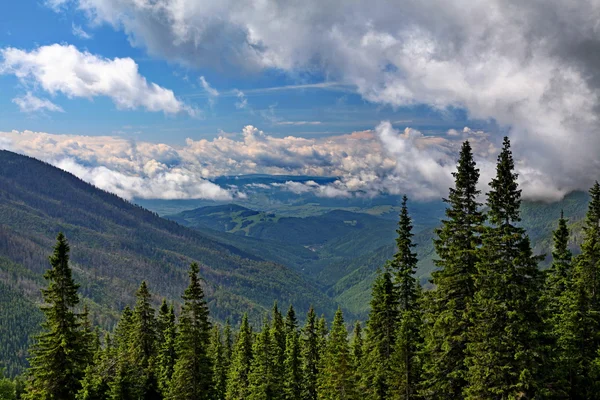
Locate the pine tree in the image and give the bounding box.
[539,212,574,397]
[130,281,160,400]
[77,334,111,400]
[223,319,233,372]
[284,307,303,400]
[360,268,398,400]
[301,306,320,400]
[388,282,423,400]
[350,322,363,369]
[156,302,176,397]
[318,308,355,400]
[391,196,419,311]
[108,307,136,400]
[25,233,90,400]
[465,137,544,399]
[420,140,484,399]
[210,325,228,400]
[169,263,213,400]
[271,302,286,397]
[248,318,277,400]
[562,182,600,398]
[226,314,253,400]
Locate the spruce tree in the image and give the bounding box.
[248,318,277,400]
[169,263,213,400]
[156,302,176,397]
[25,233,89,400]
[130,281,160,400]
[284,309,303,400]
[360,268,398,400]
[223,319,234,372]
[108,307,136,400]
[564,182,600,398]
[388,282,423,400]
[465,137,544,399]
[350,321,363,369]
[271,302,286,397]
[210,325,228,400]
[420,140,484,399]
[318,308,355,400]
[226,314,253,400]
[301,306,320,400]
[77,334,111,400]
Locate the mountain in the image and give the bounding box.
[0,150,338,375]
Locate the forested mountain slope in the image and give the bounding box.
[0,150,337,374]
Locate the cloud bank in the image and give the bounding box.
[45,0,600,201]
[0,44,196,115]
[0,123,571,202]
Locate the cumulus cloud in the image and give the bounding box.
[0,123,510,201]
[47,0,600,200]
[0,44,196,115]
[12,92,64,113]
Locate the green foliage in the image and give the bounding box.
[465,137,544,399]
[226,314,253,400]
[169,263,213,400]
[318,309,355,400]
[24,233,90,400]
[420,140,484,399]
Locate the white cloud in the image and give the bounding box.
[12,92,64,113]
[0,44,196,116]
[72,23,92,39]
[199,76,219,97]
[48,0,600,199]
[234,89,248,109]
[275,121,322,126]
[3,123,562,202]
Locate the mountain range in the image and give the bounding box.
[0,149,592,376]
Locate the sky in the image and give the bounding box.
[0,0,599,202]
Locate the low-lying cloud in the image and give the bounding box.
[0,123,577,202]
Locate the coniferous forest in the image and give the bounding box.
[3,137,600,399]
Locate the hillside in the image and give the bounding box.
[0,150,338,374]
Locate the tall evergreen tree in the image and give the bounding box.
[223,319,234,372]
[271,302,286,397]
[420,140,484,399]
[130,281,160,400]
[284,308,303,400]
[77,334,111,400]
[226,314,253,400]
[350,322,363,369]
[169,263,213,400]
[391,196,419,311]
[210,325,228,400]
[360,268,398,400]
[108,307,135,400]
[318,308,355,400]
[25,233,89,400]
[301,306,320,400]
[156,302,176,397]
[465,137,544,399]
[388,283,423,400]
[248,319,277,400]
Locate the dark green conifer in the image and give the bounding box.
[350,321,363,368]
[271,302,286,396]
[210,325,228,400]
[156,302,176,397]
[25,233,89,400]
[284,308,303,400]
[248,318,277,400]
[420,140,484,399]
[318,308,355,400]
[226,314,253,400]
[301,306,320,400]
[465,137,544,399]
[108,307,135,400]
[360,268,398,400]
[169,263,213,400]
[130,281,160,400]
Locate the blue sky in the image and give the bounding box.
[0,0,498,145]
[0,0,597,203]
